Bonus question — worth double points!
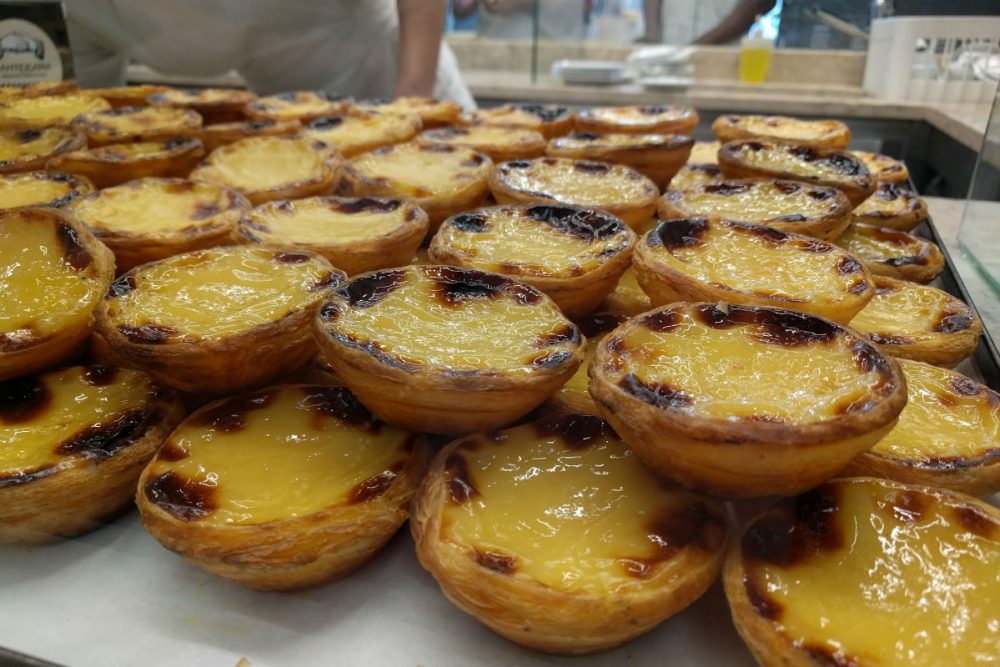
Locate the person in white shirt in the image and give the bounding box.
[641,0,773,44]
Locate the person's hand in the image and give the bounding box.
[482,0,532,16]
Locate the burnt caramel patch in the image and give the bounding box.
[573,161,610,174]
[449,212,488,233]
[694,304,841,347]
[526,205,623,241]
[108,274,136,297]
[118,324,179,344]
[874,183,907,201]
[274,251,311,264]
[948,376,982,397]
[0,376,51,424]
[461,154,486,167]
[81,365,117,387]
[641,309,682,333]
[55,409,155,460]
[572,131,601,141]
[17,128,42,143]
[56,223,92,270]
[890,490,928,523]
[773,180,802,195]
[428,266,519,307]
[144,471,217,521]
[308,116,344,130]
[192,203,220,220]
[347,466,400,504]
[728,221,794,245]
[472,548,518,574]
[743,574,783,621]
[531,413,612,449]
[807,188,835,201]
[619,373,693,411]
[536,323,581,347]
[952,504,998,539]
[868,332,915,346]
[444,452,478,504]
[741,484,843,567]
[575,313,624,338]
[836,256,863,275]
[0,465,60,489]
[516,104,567,122]
[341,269,407,308]
[335,197,401,214]
[703,182,751,196]
[885,255,927,267]
[311,270,344,292]
[622,500,726,579]
[158,441,188,462]
[850,340,893,379]
[532,351,571,368]
[651,218,708,250]
[504,159,532,170]
[300,386,375,428]
[194,390,276,432]
[934,310,973,333]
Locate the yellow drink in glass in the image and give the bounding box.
[739,37,773,84]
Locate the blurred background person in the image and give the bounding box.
[454,0,590,40]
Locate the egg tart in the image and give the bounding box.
[0,365,183,543]
[195,118,302,153]
[544,313,625,415]
[0,208,115,381]
[190,135,338,205]
[658,179,852,240]
[137,384,429,590]
[575,105,699,137]
[357,96,460,129]
[96,245,344,395]
[711,114,851,149]
[48,137,206,189]
[590,303,907,498]
[849,182,927,231]
[849,276,982,367]
[147,87,256,124]
[725,477,1000,667]
[235,196,428,276]
[429,204,636,318]
[0,92,110,129]
[635,219,874,323]
[313,265,583,435]
[546,132,694,188]
[412,414,728,654]
[600,266,652,317]
[0,126,85,173]
[849,150,909,184]
[71,105,203,146]
[416,124,546,162]
[304,111,422,159]
[489,157,658,230]
[667,163,723,191]
[688,141,721,165]
[718,141,875,207]
[334,143,491,231]
[244,91,350,122]
[0,171,93,210]
[834,223,944,283]
[465,104,573,139]
[68,178,250,272]
[88,85,170,109]
[844,359,1000,496]
[0,81,80,101]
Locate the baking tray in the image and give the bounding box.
[1,212,997,667]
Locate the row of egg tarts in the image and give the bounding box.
[1,202,998,664]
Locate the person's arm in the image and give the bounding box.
[638,0,662,43]
[395,0,447,98]
[693,0,775,45]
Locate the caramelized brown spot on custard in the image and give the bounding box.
[743,574,784,620]
[347,465,401,504]
[192,203,220,220]
[429,266,522,307]
[526,205,624,241]
[531,414,612,449]
[885,255,927,267]
[703,182,751,196]
[335,197,402,214]
[193,389,276,432]
[444,452,478,503]
[157,441,188,462]
[621,500,726,579]
[531,351,571,368]
[472,547,518,574]
[741,484,843,567]
[274,251,311,264]
[144,471,217,521]
[310,271,343,293]
[772,180,802,195]
[948,376,982,397]
[934,310,973,333]
[573,161,610,174]
[536,323,581,346]
[651,218,709,249]
[108,274,137,297]
[56,223,92,271]
[300,386,376,428]
[641,309,682,333]
[618,373,693,411]
[461,154,486,167]
[449,211,489,233]
[81,365,117,387]
[575,313,624,338]
[17,128,42,143]
[952,504,998,539]
[504,159,532,170]
[694,304,841,347]
[118,324,179,344]
[55,409,155,460]
[850,340,893,379]
[0,377,52,424]
[891,490,928,523]
[341,269,407,307]
[836,256,863,275]
[516,104,567,122]
[728,221,795,245]
[868,332,915,346]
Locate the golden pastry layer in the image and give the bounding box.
[725,477,1000,667]
[357,96,460,128]
[147,87,256,124]
[0,171,92,210]
[545,313,625,415]
[71,105,203,146]
[48,137,206,188]
[850,182,928,231]
[304,111,422,158]
[69,177,249,271]
[658,179,852,240]
[195,118,302,152]
[0,81,79,102]
[635,218,873,323]
[489,157,658,230]
[712,114,851,149]
[546,131,693,188]
[313,265,583,434]
[88,85,170,108]
[834,222,944,283]
[0,208,114,380]
[235,196,428,276]
[429,204,636,317]
[0,92,110,129]
[849,276,982,366]
[0,365,183,542]
[244,91,349,122]
[575,105,698,136]
[97,246,343,394]
[850,150,910,183]
[138,384,428,590]
[589,303,906,497]
[718,141,875,207]
[465,104,573,138]
[667,163,723,191]
[412,415,728,654]
[334,142,491,230]
[417,124,546,162]
[191,135,338,205]
[846,359,1000,496]
[0,126,85,173]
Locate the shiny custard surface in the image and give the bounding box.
[722,115,843,142]
[550,132,687,150]
[0,173,82,208]
[0,93,110,125]
[440,416,726,594]
[741,478,1000,666]
[75,106,200,137]
[108,246,334,340]
[248,92,346,120]
[0,216,103,336]
[688,141,721,164]
[435,205,632,277]
[420,125,544,153]
[836,224,938,267]
[348,143,491,197]
[471,105,566,129]
[193,137,331,191]
[498,158,655,205]
[644,219,869,302]
[850,281,970,340]
[732,143,864,182]
[0,366,159,476]
[64,139,198,161]
[322,266,578,375]
[245,197,410,243]
[870,359,1000,464]
[0,127,78,163]
[852,183,920,217]
[665,180,840,221]
[305,112,419,156]
[668,164,723,191]
[851,151,909,181]
[72,179,238,235]
[144,385,412,525]
[604,305,894,422]
[581,105,694,127]
[150,88,255,106]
